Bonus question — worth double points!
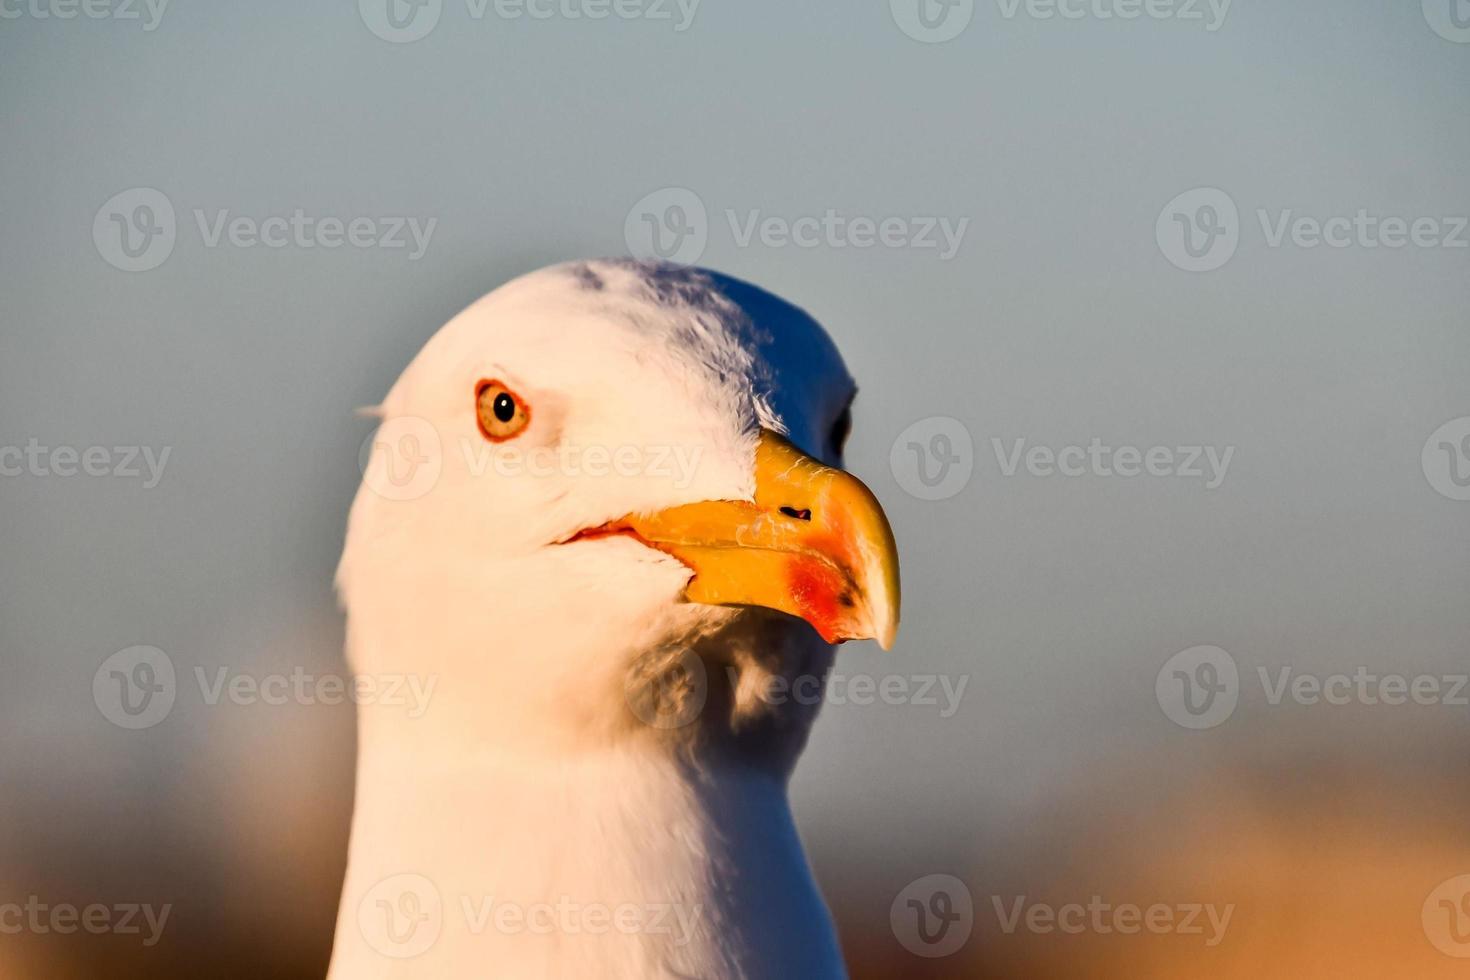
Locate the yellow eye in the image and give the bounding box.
[475,379,530,441]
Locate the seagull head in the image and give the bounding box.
[340,259,899,753]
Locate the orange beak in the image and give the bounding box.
[612,430,900,648]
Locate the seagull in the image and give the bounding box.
[326,259,900,980]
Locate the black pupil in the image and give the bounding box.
[492,392,516,423]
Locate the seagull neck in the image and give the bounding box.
[334,719,845,978]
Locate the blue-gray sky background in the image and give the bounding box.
[2,1,1468,975]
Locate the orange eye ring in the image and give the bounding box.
[475,379,530,441]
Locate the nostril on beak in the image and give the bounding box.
[779,507,812,522]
